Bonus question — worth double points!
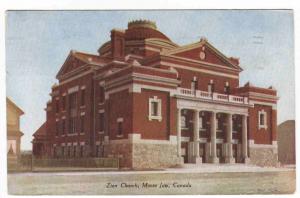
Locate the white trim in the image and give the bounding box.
[117,117,124,122]
[98,109,105,113]
[181,136,190,142]
[68,86,79,94]
[62,92,67,96]
[258,110,268,130]
[249,100,277,110]
[95,141,101,146]
[80,142,85,146]
[248,140,278,149]
[61,143,66,146]
[67,142,72,146]
[80,86,86,90]
[148,96,162,121]
[73,142,78,146]
[159,61,239,79]
[80,112,85,116]
[248,92,278,100]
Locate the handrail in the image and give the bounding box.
[177,88,248,104]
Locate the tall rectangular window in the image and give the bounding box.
[69,93,77,112]
[148,96,162,121]
[151,101,158,116]
[55,121,59,136]
[99,86,105,103]
[55,99,59,113]
[81,89,85,106]
[69,117,76,134]
[73,146,76,157]
[80,115,85,133]
[62,95,66,111]
[117,121,123,135]
[67,146,71,157]
[61,119,65,135]
[80,145,84,157]
[99,113,104,132]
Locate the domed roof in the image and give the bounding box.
[125,20,171,42]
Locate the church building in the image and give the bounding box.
[32,20,279,168]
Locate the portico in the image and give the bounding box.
[176,94,250,164]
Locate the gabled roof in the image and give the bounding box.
[33,122,46,137]
[56,50,112,79]
[162,38,242,71]
[6,97,24,115]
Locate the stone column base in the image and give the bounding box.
[193,156,202,164]
[225,157,235,164]
[244,157,250,164]
[210,157,219,164]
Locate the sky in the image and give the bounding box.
[6,10,294,150]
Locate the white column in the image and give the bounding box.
[193,109,202,164]
[210,111,218,163]
[225,113,235,163]
[177,108,182,157]
[242,114,250,163]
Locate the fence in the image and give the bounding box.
[8,154,119,172]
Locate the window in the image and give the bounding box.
[80,145,84,157]
[69,93,77,112]
[116,118,124,136]
[67,146,71,157]
[224,82,230,94]
[148,96,162,121]
[181,115,187,129]
[73,146,76,157]
[55,99,59,113]
[80,115,85,133]
[258,110,267,129]
[151,101,158,116]
[69,117,76,134]
[62,96,66,111]
[99,113,105,132]
[53,147,57,158]
[56,121,59,136]
[61,119,66,135]
[80,89,85,106]
[199,117,203,129]
[96,145,100,157]
[117,122,123,136]
[62,146,65,157]
[208,80,214,93]
[99,86,105,103]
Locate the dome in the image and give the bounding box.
[125,20,171,42]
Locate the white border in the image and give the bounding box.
[0,1,299,198]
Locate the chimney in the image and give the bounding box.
[110,29,125,59]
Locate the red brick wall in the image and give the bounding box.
[49,73,94,150]
[107,90,133,140]
[176,68,239,93]
[132,89,170,140]
[248,104,273,144]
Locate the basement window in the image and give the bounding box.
[148,96,162,121]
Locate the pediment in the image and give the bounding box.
[56,51,87,79]
[163,40,241,70]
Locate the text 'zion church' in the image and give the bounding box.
[32,20,279,168]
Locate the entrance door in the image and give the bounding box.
[232,144,238,163]
[217,144,224,163]
[181,143,188,163]
[199,143,206,163]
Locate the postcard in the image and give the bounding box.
[5,10,295,195]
